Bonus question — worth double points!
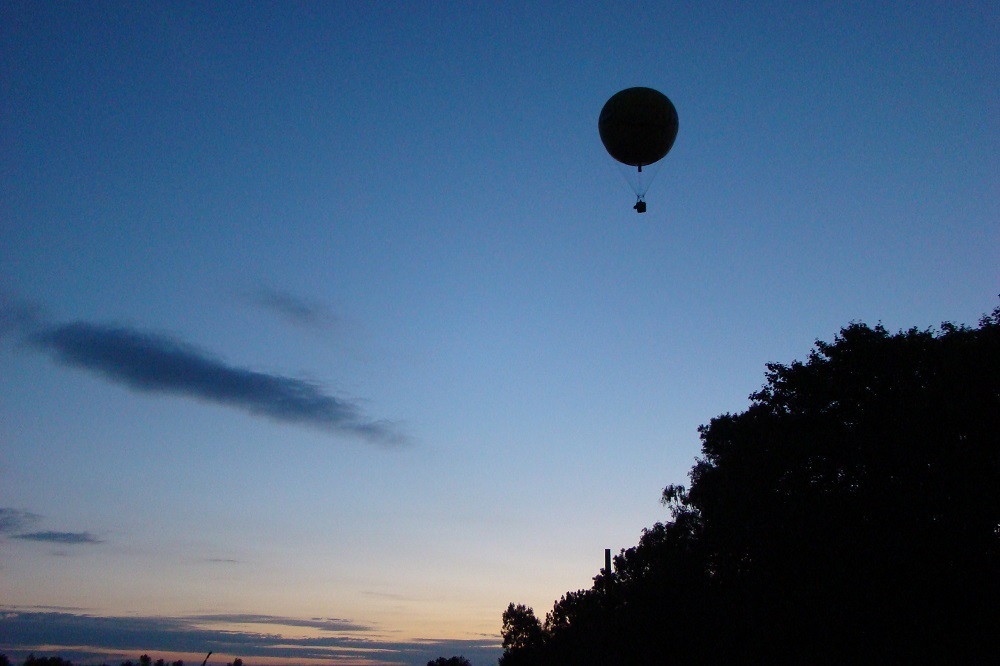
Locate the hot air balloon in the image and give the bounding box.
[599,87,678,212]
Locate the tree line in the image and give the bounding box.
[0,655,243,666]
[500,307,999,664]
[1,654,472,666]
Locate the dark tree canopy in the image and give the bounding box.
[426,657,471,666]
[24,657,72,666]
[498,604,545,666]
[501,307,1000,664]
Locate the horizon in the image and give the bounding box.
[0,607,502,665]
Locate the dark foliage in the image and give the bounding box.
[426,657,471,666]
[121,657,186,666]
[498,604,544,666]
[24,657,72,666]
[501,308,1000,664]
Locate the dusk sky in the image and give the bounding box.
[1,2,997,665]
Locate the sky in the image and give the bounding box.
[1,1,997,664]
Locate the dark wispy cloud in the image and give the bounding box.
[0,297,45,339]
[0,508,42,534]
[188,614,372,633]
[247,287,337,330]
[25,320,404,445]
[11,530,104,544]
[1,509,103,547]
[0,610,502,665]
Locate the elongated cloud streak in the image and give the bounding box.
[1,508,101,545]
[28,321,403,445]
[12,531,103,544]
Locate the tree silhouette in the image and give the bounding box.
[24,656,72,666]
[425,657,471,666]
[499,604,545,666]
[501,307,1000,663]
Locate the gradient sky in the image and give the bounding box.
[1,2,997,665]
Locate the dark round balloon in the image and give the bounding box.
[598,87,678,168]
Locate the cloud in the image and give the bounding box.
[0,297,45,339]
[0,508,41,534]
[26,320,404,445]
[0,610,502,665]
[247,287,337,330]
[11,531,103,544]
[187,614,372,633]
[1,509,103,547]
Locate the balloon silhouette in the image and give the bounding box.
[599,87,678,212]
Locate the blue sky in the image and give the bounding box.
[1,2,997,665]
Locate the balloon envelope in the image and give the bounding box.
[598,87,678,168]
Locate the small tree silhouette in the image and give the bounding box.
[24,656,72,666]
[426,658,471,666]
